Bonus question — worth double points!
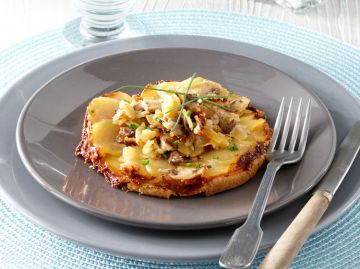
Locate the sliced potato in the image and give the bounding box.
[202,126,229,149]
[122,146,142,164]
[91,119,123,155]
[230,124,249,141]
[104,155,123,173]
[141,88,160,99]
[145,159,174,177]
[244,118,267,131]
[104,91,131,102]
[88,97,120,123]
[201,148,244,177]
[161,94,181,118]
[203,161,230,177]
[183,76,229,96]
[156,81,181,92]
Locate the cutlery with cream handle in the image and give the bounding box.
[259,120,360,269]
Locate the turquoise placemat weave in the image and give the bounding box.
[1,10,360,269]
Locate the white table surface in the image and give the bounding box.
[1,0,359,51]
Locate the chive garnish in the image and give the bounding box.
[227,144,239,151]
[164,98,198,114]
[154,117,162,123]
[113,85,229,99]
[194,162,201,168]
[184,162,192,167]
[173,140,180,146]
[165,95,230,115]
[171,73,197,132]
[140,159,150,165]
[128,123,138,131]
[113,85,186,95]
[207,165,212,168]
[201,103,213,110]
[112,77,232,130]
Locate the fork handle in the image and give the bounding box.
[219,161,281,268]
[258,190,332,269]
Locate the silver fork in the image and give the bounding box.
[219,97,311,269]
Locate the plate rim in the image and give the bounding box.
[15,34,337,230]
[1,34,359,261]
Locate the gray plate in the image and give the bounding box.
[1,35,359,261]
[15,38,336,230]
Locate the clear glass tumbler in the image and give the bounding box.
[76,0,135,42]
[273,0,325,12]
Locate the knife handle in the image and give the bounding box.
[258,190,332,269]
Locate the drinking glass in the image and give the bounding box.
[273,0,325,12]
[64,0,135,47]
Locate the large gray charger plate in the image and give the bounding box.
[15,36,336,230]
[0,35,358,260]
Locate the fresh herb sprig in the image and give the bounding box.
[128,122,138,131]
[113,85,185,95]
[112,75,233,132]
[171,73,197,131]
[164,95,229,115]
[114,85,230,113]
[164,98,198,115]
[140,159,150,165]
[227,144,239,151]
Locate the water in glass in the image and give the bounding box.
[273,0,325,11]
[76,0,135,41]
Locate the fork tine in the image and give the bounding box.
[278,97,294,151]
[297,98,311,156]
[269,97,285,152]
[288,98,303,152]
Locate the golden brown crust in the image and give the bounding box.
[76,112,271,199]
[202,153,266,196]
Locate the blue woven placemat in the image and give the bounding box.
[1,10,360,269]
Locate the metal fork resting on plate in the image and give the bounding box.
[219,97,311,269]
